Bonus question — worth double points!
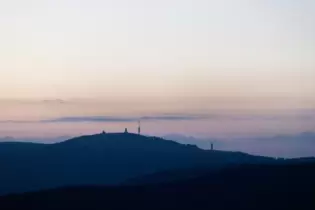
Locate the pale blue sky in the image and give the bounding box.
[0,0,314,99]
[0,0,315,138]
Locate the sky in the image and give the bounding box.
[0,0,315,138]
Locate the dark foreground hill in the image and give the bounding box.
[0,133,278,195]
[1,163,315,210]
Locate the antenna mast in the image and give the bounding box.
[209,141,213,151]
[138,120,141,135]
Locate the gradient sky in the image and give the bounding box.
[0,0,315,138]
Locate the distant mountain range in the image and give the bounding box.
[0,136,71,144]
[2,132,314,158]
[0,132,291,195]
[1,133,314,196]
[163,132,315,158]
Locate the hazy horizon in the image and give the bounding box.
[0,97,314,139]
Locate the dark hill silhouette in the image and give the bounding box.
[1,163,315,210]
[0,133,278,195]
[124,157,315,185]
[163,132,315,158]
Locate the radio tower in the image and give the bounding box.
[209,141,214,151]
[138,120,141,135]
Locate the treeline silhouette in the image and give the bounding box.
[1,163,315,210]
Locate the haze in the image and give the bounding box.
[0,0,315,139]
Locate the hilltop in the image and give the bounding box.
[0,132,309,195]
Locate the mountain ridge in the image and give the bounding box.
[0,132,311,195]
